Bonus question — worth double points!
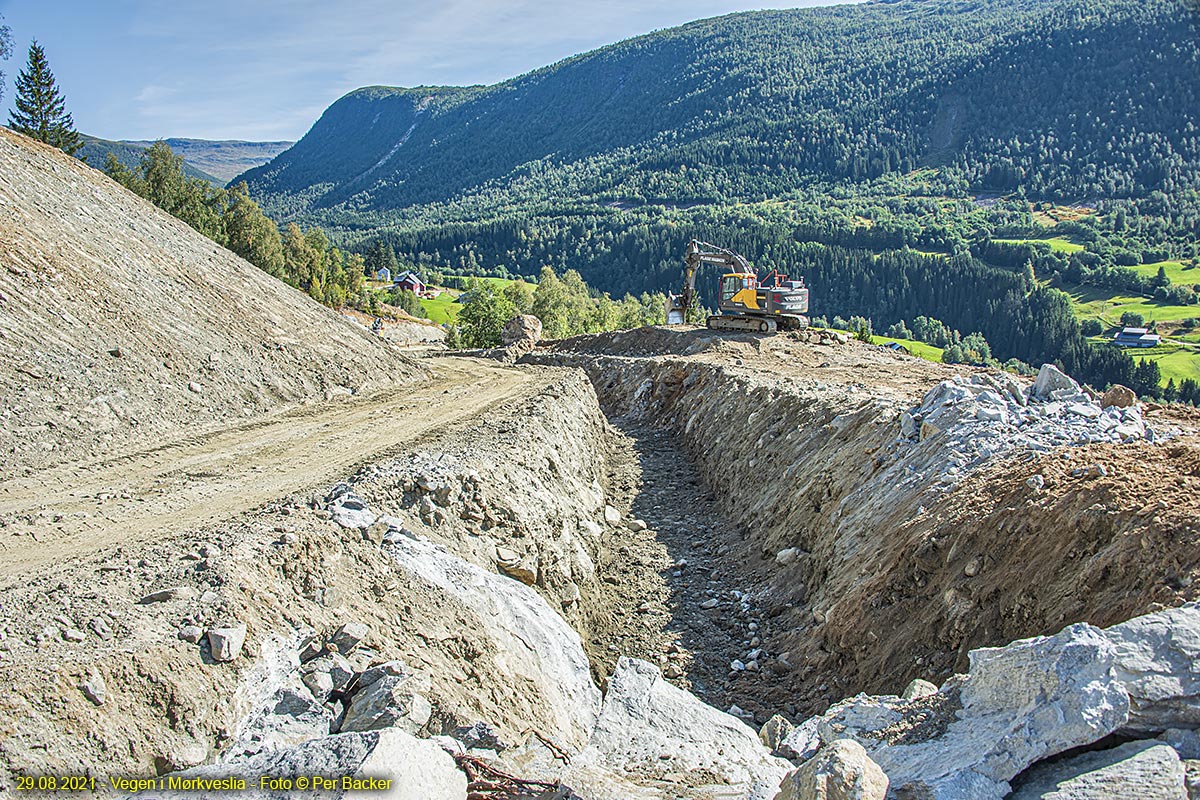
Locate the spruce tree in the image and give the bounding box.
[8,41,81,156]
[0,15,12,106]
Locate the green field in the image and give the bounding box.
[870,335,944,363]
[1128,344,1200,384]
[992,236,1085,254]
[1066,284,1199,325]
[419,291,462,324]
[1124,260,1200,286]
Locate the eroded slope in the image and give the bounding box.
[0,128,425,481]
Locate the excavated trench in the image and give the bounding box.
[6,327,1200,797]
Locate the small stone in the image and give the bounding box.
[603,505,621,525]
[178,625,203,644]
[700,598,720,610]
[902,678,939,700]
[62,628,86,643]
[87,616,113,640]
[108,346,123,358]
[80,668,106,706]
[207,623,247,662]
[188,382,203,394]
[139,586,196,604]
[760,714,795,753]
[1026,474,1045,490]
[776,548,800,565]
[776,739,888,800]
[730,659,745,672]
[330,622,370,654]
[302,670,335,699]
[357,660,408,689]
[964,556,982,578]
[628,519,648,532]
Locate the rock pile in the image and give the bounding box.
[776,603,1200,800]
[901,364,1162,479]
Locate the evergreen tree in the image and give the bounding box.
[0,15,12,106]
[8,41,80,155]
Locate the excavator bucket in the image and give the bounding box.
[665,293,686,325]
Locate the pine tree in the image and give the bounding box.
[8,41,81,155]
[0,15,12,106]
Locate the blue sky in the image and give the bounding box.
[0,0,858,142]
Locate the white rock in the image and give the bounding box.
[783,622,1130,799]
[901,679,938,700]
[568,658,790,800]
[775,739,889,800]
[208,624,247,662]
[776,548,801,565]
[164,728,465,800]
[604,505,622,525]
[1106,603,1200,732]
[80,667,106,705]
[384,534,601,749]
[1034,364,1081,399]
[1008,739,1186,800]
[329,494,377,530]
[341,674,432,735]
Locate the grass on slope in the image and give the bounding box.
[992,236,1085,254]
[1122,260,1200,286]
[1134,345,1200,384]
[869,335,944,363]
[1066,284,1199,325]
[420,292,462,324]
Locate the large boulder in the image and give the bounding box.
[1008,739,1186,800]
[163,729,465,799]
[567,657,790,800]
[341,673,433,734]
[1101,384,1137,409]
[384,534,602,750]
[775,739,888,800]
[783,622,1130,799]
[1106,603,1200,732]
[1033,364,1081,398]
[502,314,543,347]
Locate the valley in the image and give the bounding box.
[2,0,1200,797]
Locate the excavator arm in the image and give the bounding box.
[666,240,748,323]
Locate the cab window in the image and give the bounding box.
[721,276,740,302]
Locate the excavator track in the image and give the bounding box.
[705,315,809,334]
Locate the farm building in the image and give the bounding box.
[393,270,426,293]
[1113,327,1162,348]
[373,267,392,283]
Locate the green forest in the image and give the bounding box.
[103,0,1193,399]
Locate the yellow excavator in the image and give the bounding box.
[665,240,810,333]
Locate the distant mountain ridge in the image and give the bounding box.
[79,136,293,186]
[123,138,293,184]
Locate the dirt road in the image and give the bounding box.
[0,357,539,582]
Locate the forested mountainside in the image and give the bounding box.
[237,0,1200,395]
[242,0,1196,215]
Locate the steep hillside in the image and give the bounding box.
[0,128,426,480]
[124,138,294,185]
[240,0,1197,219]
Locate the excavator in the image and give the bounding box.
[665,240,810,333]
